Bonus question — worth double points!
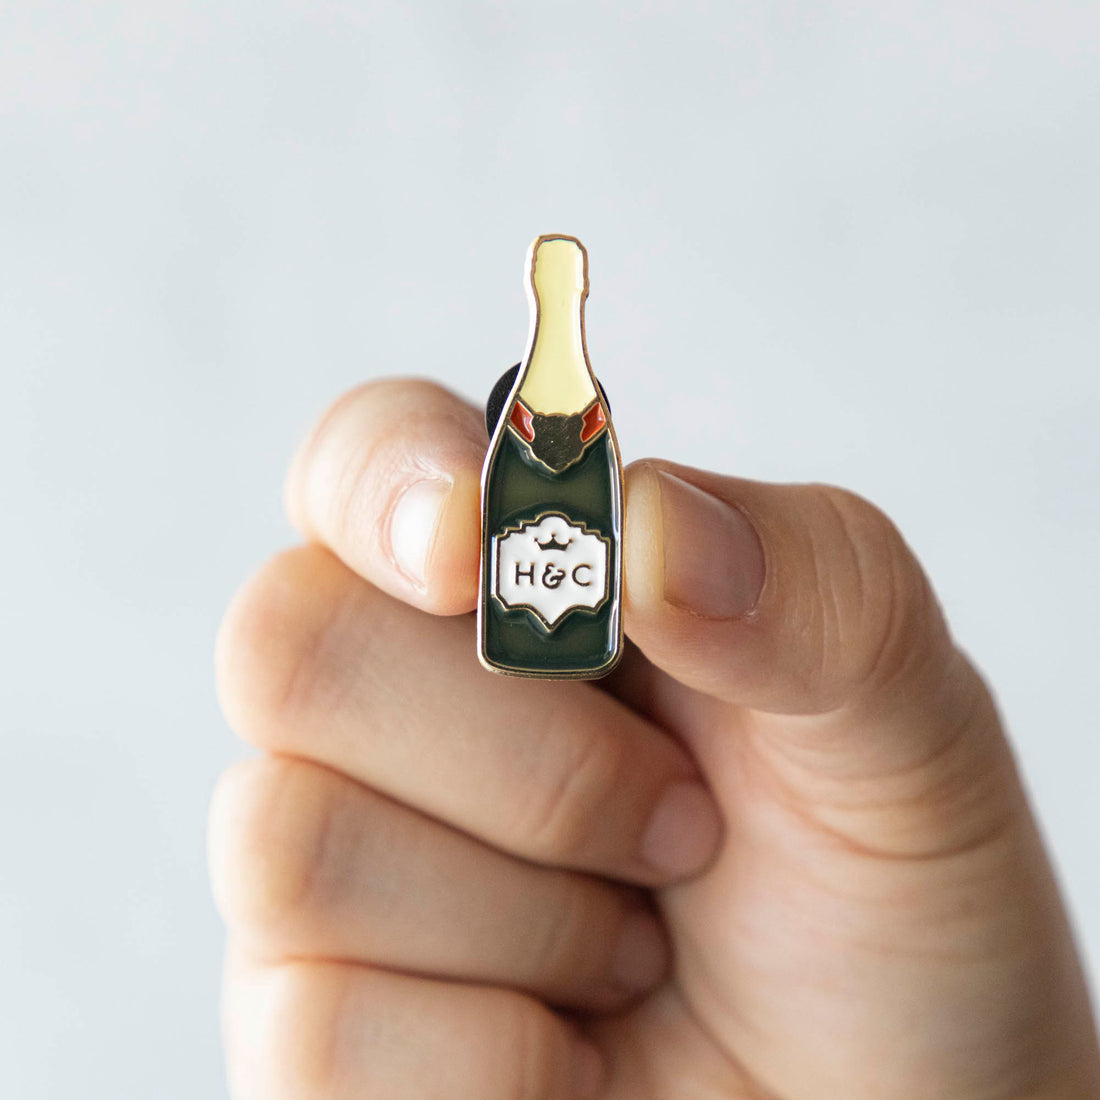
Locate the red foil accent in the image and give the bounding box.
[509,402,535,441]
[580,401,607,442]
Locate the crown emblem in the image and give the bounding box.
[536,534,573,552]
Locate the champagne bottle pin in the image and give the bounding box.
[478,234,624,678]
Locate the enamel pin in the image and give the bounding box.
[478,234,624,678]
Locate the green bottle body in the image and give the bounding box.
[479,426,623,678]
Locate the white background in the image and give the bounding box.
[2,2,1098,1096]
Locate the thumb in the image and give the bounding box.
[623,460,963,723]
[622,472,1100,1100]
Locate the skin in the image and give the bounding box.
[209,378,1100,1099]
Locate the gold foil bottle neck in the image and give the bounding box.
[530,235,587,298]
[516,235,598,416]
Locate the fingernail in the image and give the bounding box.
[388,478,451,589]
[657,471,765,618]
[641,780,723,877]
[572,1040,605,1098]
[610,910,669,994]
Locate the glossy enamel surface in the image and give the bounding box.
[478,234,623,678]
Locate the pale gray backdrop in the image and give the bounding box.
[2,2,1098,1096]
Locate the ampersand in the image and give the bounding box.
[542,563,567,589]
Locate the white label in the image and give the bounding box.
[492,512,610,629]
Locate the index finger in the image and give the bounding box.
[286,377,486,615]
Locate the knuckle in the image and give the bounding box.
[523,883,595,991]
[208,756,336,949]
[287,378,483,541]
[809,485,942,697]
[329,415,406,552]
[521,724,627,863]
[329,403,480,554]
[215,545,350,747]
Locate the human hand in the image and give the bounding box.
[210,379,1100,1098]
